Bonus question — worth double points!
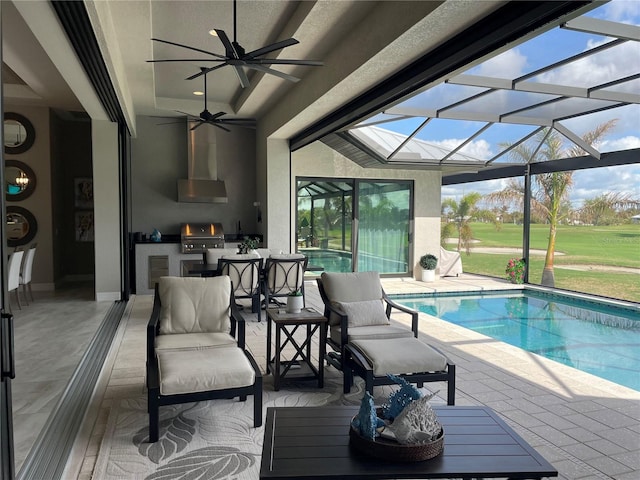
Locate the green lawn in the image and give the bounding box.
[446,222,640,303]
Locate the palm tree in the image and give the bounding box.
[486,120,616,286]
[442,192,482,254]
[580,192,640,225]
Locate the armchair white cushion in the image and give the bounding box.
[336,299,389,327]
[157,347,256,396]
[256,248,283,258]
[321,271,383,306]
[155,332,236,351]
[158,276,231,334]
[264,254,307,300]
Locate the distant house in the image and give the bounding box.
[632,214,640,224]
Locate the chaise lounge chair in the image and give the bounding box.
[317,271,455,404]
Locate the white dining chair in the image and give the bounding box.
[8,249,24,311]
[20,243,37,304]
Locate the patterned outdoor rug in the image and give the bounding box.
[92,369,399,480]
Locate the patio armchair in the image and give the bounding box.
[146,276,262,443]
[317,271,455,404]
[263,254,308,308]
[218,254,264,322]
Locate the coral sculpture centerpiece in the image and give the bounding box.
[350,375,444,461]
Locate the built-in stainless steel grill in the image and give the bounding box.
[180,222,224,253]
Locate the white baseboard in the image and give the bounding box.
[96,291,121,302]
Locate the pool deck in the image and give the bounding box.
[72,273,639,480]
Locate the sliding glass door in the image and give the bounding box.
[355,181,411,274]
[297,178,412,275]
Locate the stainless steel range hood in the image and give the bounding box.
[178,125,228,203]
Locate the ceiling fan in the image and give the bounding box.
[147,0,323,88]
[159,68,255,131]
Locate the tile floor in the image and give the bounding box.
[21,274,640,480]
[10,280,113,474]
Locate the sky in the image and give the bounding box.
[369,0,640,209]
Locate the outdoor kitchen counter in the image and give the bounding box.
[133,242,239,294]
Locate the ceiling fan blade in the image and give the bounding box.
[210,111,227,120]
[211,122,231,132]
[250,59,324,66]
[186,64,227,81]
[215,29,241,59]
[175,110,198,118]
[220,120,257,129]
[246,64,300,83]
[233,66,251,88]
[219,118,255,124]
[151,38,227,60]
[245,38,299,59]
[147,59,226,63]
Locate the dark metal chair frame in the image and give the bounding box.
[146,283,263,443]
[263,255,309,308]
[316,277,455,405]
[217,257,264,322]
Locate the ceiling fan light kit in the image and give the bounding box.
[147,0,323,88]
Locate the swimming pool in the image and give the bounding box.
[394,289,640,391]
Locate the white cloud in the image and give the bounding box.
[536,41,638,87]
[600,136,640,151]
[475,49,528,78]
[457,139,493,160]
[603,0,640,23]
[422,138,493,161]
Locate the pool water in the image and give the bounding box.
[395,290,640,391]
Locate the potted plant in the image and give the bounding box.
[286,288,304,313]
[505,257,526,284]
[419,253,438,282]
[238,236,259,254]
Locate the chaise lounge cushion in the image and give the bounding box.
[157,346,255,396]
[158,276,231,335]
[350,337,448,377]
[330,324,414,345]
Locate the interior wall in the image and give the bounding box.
[4,104,54,289]
[50,111,94,283]
[292,141,442,279]
[130,115,258,238]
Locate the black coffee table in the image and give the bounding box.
[260,405,558,479]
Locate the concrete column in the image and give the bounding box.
[92,120,121,301]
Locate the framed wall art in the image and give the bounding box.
[75,211,94,242]
[74,177,93,209]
